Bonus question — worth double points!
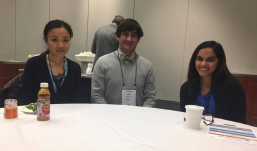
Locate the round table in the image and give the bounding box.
[0,104,256,151]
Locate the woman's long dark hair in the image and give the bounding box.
[41,19,73,55]
[187,41,233,96]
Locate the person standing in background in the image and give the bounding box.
[91,15,124,70]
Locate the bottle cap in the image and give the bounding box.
[40,83,48,88]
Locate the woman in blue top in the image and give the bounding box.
[180,41,246,123]
[21,20,83,105]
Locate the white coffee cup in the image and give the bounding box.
[184,105,204,129]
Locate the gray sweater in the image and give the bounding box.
[91,23,118,70]
[92,51,156,107]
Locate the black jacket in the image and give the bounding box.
[180,76,246,124]
[21,54,84,105]
[0,73,23,108]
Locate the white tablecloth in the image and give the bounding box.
[0,104,256,151]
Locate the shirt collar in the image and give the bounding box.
[116,48,135,57]
[110,23,117,27]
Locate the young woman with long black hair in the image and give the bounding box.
[180,41,246,123]
[21,20,83,105]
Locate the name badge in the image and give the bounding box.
[122,90,136,106]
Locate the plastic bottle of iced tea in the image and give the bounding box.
[37,83,50,121]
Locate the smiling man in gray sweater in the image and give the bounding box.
[91,19,156,107]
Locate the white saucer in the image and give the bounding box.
[18,106,37,114]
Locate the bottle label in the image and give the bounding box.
[37,101,50,118]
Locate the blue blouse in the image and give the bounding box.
[53,74,65,91]
[197,89,217,117]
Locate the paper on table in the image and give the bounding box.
[207,123,257,144]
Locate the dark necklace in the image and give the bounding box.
[48,54,63,76]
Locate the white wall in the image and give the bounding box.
[0,0,133,63]
[1,0,257,102]
[134,0,188,101]
[182,0,257,82]
[16,0,49,61]
[50,0,89,62]
[0,0,15,60]
[134,0,257,102]
[87,0,134,52]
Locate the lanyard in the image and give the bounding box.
[117,51,137,90]
[48,54,65,77]
[47,54,65,92]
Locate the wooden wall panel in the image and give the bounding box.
[235,76,257,125]
[0,64,25,90]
